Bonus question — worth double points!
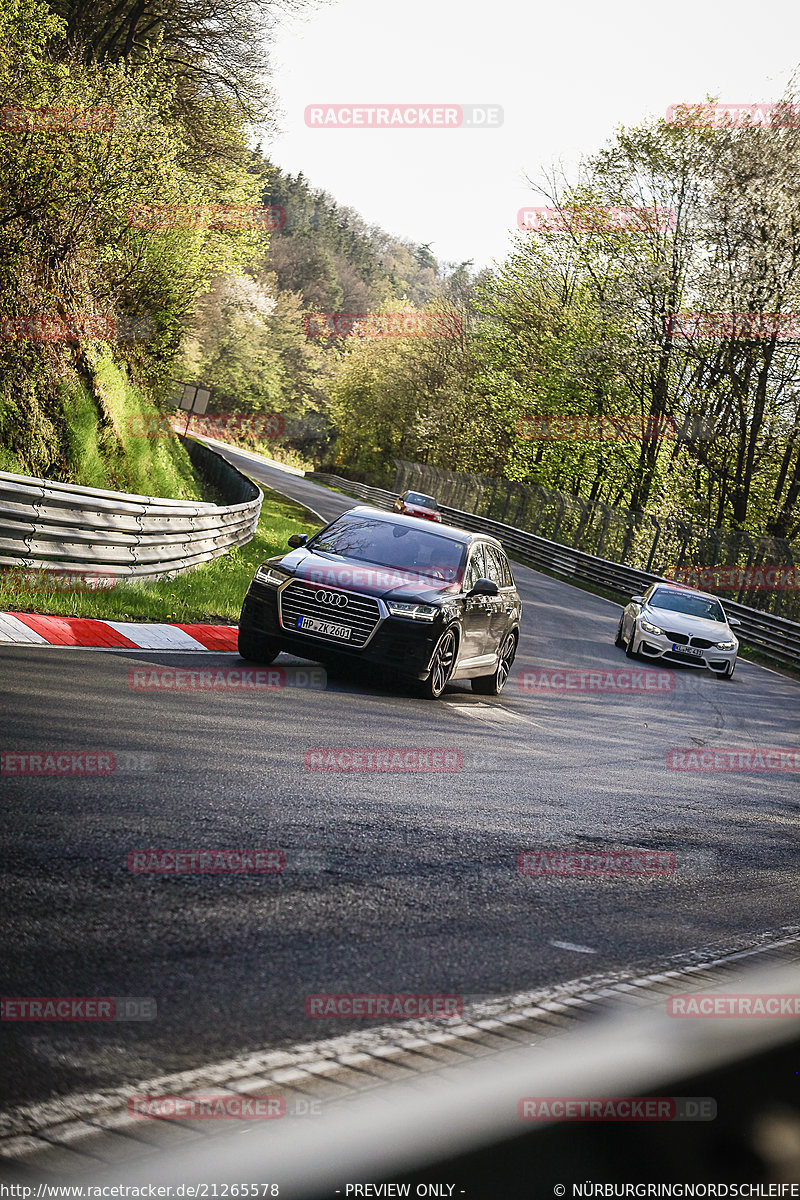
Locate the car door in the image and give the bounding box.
[460,543,495,664]
[486,545,519,647]
[480,544,511,655]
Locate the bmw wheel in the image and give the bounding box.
[614,616,626,648]
[472,632,517,695]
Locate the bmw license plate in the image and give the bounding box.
[298,615,352,640]
[671,643,703,658]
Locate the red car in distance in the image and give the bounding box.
[393,490,442,522]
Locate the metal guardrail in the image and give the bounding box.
[394,458,800,622]
[0,439,262,583]
[309,472,800,670]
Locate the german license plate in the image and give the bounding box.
[298,615,352,640]
[671,643,703,658]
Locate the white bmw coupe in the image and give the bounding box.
[615,583,741,679]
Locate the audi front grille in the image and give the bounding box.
[278,580,382,648]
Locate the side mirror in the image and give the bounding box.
[468,578,499,598]
[630,595,644,605]
[287,533,307,549]
[728,616,742,628]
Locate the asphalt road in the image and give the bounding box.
[1,456,799,1109]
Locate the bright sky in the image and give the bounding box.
[259,0,799,271]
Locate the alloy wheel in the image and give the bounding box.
[429,629,457,698]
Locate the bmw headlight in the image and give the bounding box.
[640,618,665,635]
[254,564,288,588]
[386,600,437,622]
[715,639,737,650]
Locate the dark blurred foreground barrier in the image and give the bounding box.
[309,471,800,670]
[74,959,800,1197]
[0,439,262,582]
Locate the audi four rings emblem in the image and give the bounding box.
[317,590,349,607]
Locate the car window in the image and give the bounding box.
[464,544,486,590]
[649,589,726,622]
[481,545,506,586]
[486,545,513,587]
[309,515,463,579]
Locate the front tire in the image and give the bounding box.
[625,627,638,659]
[716,660,736,680]
[418,627,458,700]
[238,623,280,664]
[614,616,626,648]
[472,632,517,695]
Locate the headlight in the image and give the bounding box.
[640,619,665,635]
[254,564,287,588]
[386,600,438,622]
[715,639,737,650]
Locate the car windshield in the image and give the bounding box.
[308,515,463,580]
[405,492,437,508]
[648,589,727,622]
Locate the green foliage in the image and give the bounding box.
[0,0,282,498]
[315,100,800,541]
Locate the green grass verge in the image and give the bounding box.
[0,488,322,625]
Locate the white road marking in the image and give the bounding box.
[549,940,598,954]
[445,702,529,724]
[104,621,209,650]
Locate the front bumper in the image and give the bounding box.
[634,626,737,672]
[240,582,445,680]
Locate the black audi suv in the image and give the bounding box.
[238,506,522,699]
